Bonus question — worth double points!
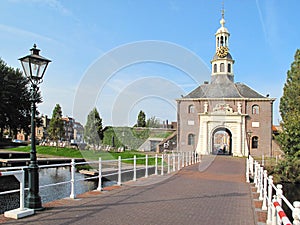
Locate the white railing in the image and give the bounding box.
[0,151,200,218]
[0,170,34,219]
[247,155,300,225]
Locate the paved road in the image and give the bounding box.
[2,156,256,225]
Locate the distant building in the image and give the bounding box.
[62,117,75,141]
[177,10,275,157]
[73,121,84,143]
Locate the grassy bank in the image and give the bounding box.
[7,146,160,165]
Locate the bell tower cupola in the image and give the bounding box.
[211,6,235,83]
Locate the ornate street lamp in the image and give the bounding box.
[19,44,51,209]
[246,130,253,157]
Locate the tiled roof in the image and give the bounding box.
[184,75,266,99]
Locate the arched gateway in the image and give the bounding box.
[212,127,232,155]
[176,9,275,157]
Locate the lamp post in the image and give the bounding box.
[246,130,253,157]
[19,44,51,209]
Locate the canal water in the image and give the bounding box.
[0,167,110,214]
[0,166,154,214]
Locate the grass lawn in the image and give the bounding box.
[7,146,160,165]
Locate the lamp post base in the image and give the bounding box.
[25,164,43,210]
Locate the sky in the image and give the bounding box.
[0,0,299,126]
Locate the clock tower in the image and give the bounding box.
[211,8,235,82]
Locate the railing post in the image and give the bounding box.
[19,170,25,210]
[161,154,164,175]
[262,170,268,210]
[246,158,250,183]
[249,156,254,176]
[177,153,180,171]
[118,156,122,186]
[271,196,277,225]
[133,155,137,181]
[182,152,185,167]
[253,161,257,186]
[70,159,76,199]
[155,154,158,175]
[259,166,264,200]
[167,154,170,174]
[97,157,102,191]
[172,153,176,172]
[276,184,283,206]
[145,155,148,178]
[186,152,188,167]
[267,175,273,224]
[293,201,300,225]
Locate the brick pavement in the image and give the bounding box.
[2,156,256,225]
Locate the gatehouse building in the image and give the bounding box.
[177,10,275,157]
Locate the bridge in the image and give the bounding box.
[1,155,258,224]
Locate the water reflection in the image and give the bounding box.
[0,167,99,214]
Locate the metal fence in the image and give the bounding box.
[0,151,200,218]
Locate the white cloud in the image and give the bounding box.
[0,24,54,43]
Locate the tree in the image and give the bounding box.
[84,108,103,147]
[274,49,300,183]
[146,116,161,128]
[277,49,300,156]
[137,110,146,127]
[0,58,33,139]
[48,104,65,143]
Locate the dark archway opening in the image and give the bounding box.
[212,127,232,155]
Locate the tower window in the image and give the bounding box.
[252,105,260,114]
[188,105,195,113]
[214,64,217,73]
[220,63,225,72]
[228,63,231,73]
[188,133,195,146]
[220,36,224,46]
[252,136,258,149]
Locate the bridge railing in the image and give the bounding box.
[0,170,34,219]
[247,155,300,225]
[0,151,200,218]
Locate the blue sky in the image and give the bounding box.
[0,0,298,126]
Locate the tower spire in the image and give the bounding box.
[220,2,225,27]
[221,1,225,19]
[211,3,235,83]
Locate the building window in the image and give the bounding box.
[252,136,258,149]
[220,63,225,72]
[214,64,217,73]
[188,134,195,146]
[252,105,260,114]
[228,63,231,73]
[188,105,195,113]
